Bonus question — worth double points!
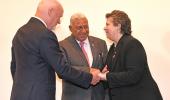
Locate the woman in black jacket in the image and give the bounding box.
[99,10,163,100]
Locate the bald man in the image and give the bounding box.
[10,0,100,100]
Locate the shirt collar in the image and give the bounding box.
[77,38,89,46]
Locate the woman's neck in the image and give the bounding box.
[114,34,123,46]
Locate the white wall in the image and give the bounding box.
[0,0,170,100]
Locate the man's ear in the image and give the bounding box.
[48,8,53,16]
[69,25,72,31]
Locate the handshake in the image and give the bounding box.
[90,65,109,85]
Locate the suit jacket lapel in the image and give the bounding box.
[88,37,99,68]
[69,35,89,66]
[109,45,119,72]
[109,35,125,72]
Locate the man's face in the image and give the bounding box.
[70,18,89,42]
[49,6,63,30]
[55,8,63,25]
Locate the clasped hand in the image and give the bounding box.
[90,65,109,85]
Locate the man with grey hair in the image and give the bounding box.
[10,1,100,100]
[59,13,108,100]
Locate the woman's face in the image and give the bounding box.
[104,17,120,42]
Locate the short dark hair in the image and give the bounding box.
[106,10,132,35]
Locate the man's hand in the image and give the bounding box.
[90,68,100,85]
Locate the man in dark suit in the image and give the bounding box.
[99,10,163,100]
[10,1,100,100]
[59,13,108,100]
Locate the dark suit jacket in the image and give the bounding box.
[105,35,162,100]
[10,17,92,100]
[59,35,108,100]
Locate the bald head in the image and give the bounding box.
[35,0,64,30]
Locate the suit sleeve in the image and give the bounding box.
[40,31,92,88]
[10,46,16,80]
[56,46,90,79]
[107,40,146,88]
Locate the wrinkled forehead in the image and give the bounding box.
[71,18,88,26]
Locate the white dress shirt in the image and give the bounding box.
[77,38,93,67]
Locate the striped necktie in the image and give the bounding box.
[80,42,90,66]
